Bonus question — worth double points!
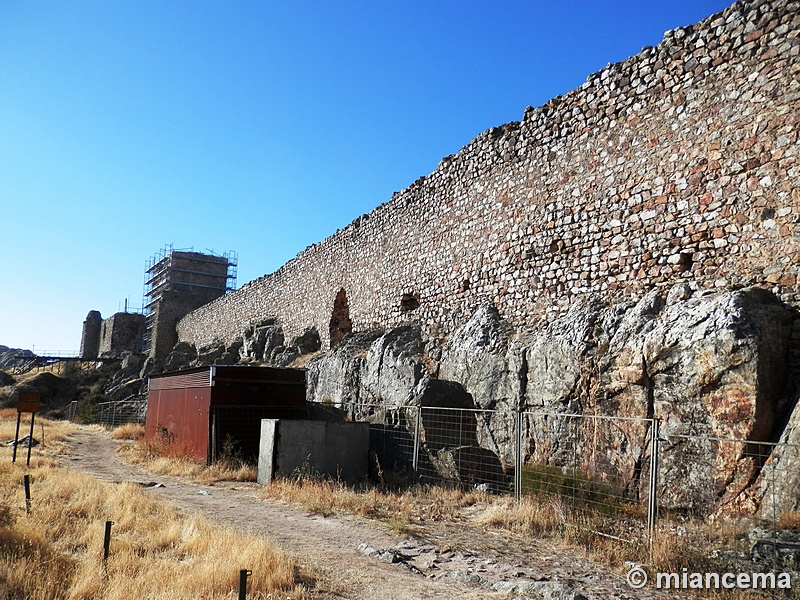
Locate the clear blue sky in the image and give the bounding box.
[1,0,732,353]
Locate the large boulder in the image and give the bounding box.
[433,286,794,513]
[305,331,383,406]
[360,326,426,407]
[518,286,793,513]
[439,305,521,466]
[240,319,284,363]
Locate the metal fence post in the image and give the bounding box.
[514,410,522,501]
[412,406,421,473]
[647,419,660,540]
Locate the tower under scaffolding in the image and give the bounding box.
[143,245,237,357]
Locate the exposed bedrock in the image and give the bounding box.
[158,284,796,514]
[305,285,797,515]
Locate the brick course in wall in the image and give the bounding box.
[178,0,800,351]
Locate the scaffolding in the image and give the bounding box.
[142,245,238,353]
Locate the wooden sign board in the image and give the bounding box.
[17,392,41,414]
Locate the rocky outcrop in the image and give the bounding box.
[306,331,383,406]
[0,346,35,369]
[750,398,800,521]
[2,372,76,411]
[240,319,284,362]
[360,326,426,407]
[238,322,321,367]
[304,285,797,515]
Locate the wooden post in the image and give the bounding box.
[26,412,36,466]
[103,521,114,562]
[23,475,31,514]
[11,411,21,464]
[238,569,251,600]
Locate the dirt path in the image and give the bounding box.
[61,427,667,600]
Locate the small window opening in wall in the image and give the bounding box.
[400,292,420,312]
[329,288,352,348]
[675,251,694,273]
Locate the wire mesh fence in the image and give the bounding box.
[97,396,147,428]
[344,403,418,481]
[344,402,800,563]
[211,405,309,464]
[415,406,515,493]
[658,433,800,578]
[520,411,657,545]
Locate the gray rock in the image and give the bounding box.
[215,340,243,365]
[516,286,793,513]
[163,342,197,371]
[306,285,795,516]
[492,581,588,600]
[291,327,321,356]
[361,326,425,406]
[240,319,283,362]
[271,346,299,367]
[306,331,383,406]
[195,343,225,365]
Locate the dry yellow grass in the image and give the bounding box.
[777,509,800,531]
[0,414,305,600]
[111,419,794,599]
[475,495,572,536]
[261,475,487,528]
[109,422,145,441]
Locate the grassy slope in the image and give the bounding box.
[0,411,303,600]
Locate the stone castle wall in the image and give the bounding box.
[178,0,800,351]
[99,312,145,357]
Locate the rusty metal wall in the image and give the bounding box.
[146,366,307,463]
[145,386,212,462]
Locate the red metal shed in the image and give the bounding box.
[145,365,306,463]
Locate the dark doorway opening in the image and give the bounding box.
[329,288,353,348]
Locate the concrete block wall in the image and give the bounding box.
[178,0,800,351]
[258,419,370,484]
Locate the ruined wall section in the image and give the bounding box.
[178,0,800,351]
[99,312,146,357]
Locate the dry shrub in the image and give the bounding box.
[777,509,800,531]
[119,435,257,484]
[476,495,569,536]
[109,423,145,441]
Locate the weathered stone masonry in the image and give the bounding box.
[178,0,800,351]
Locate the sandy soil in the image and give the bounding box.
[60,427,668,600]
